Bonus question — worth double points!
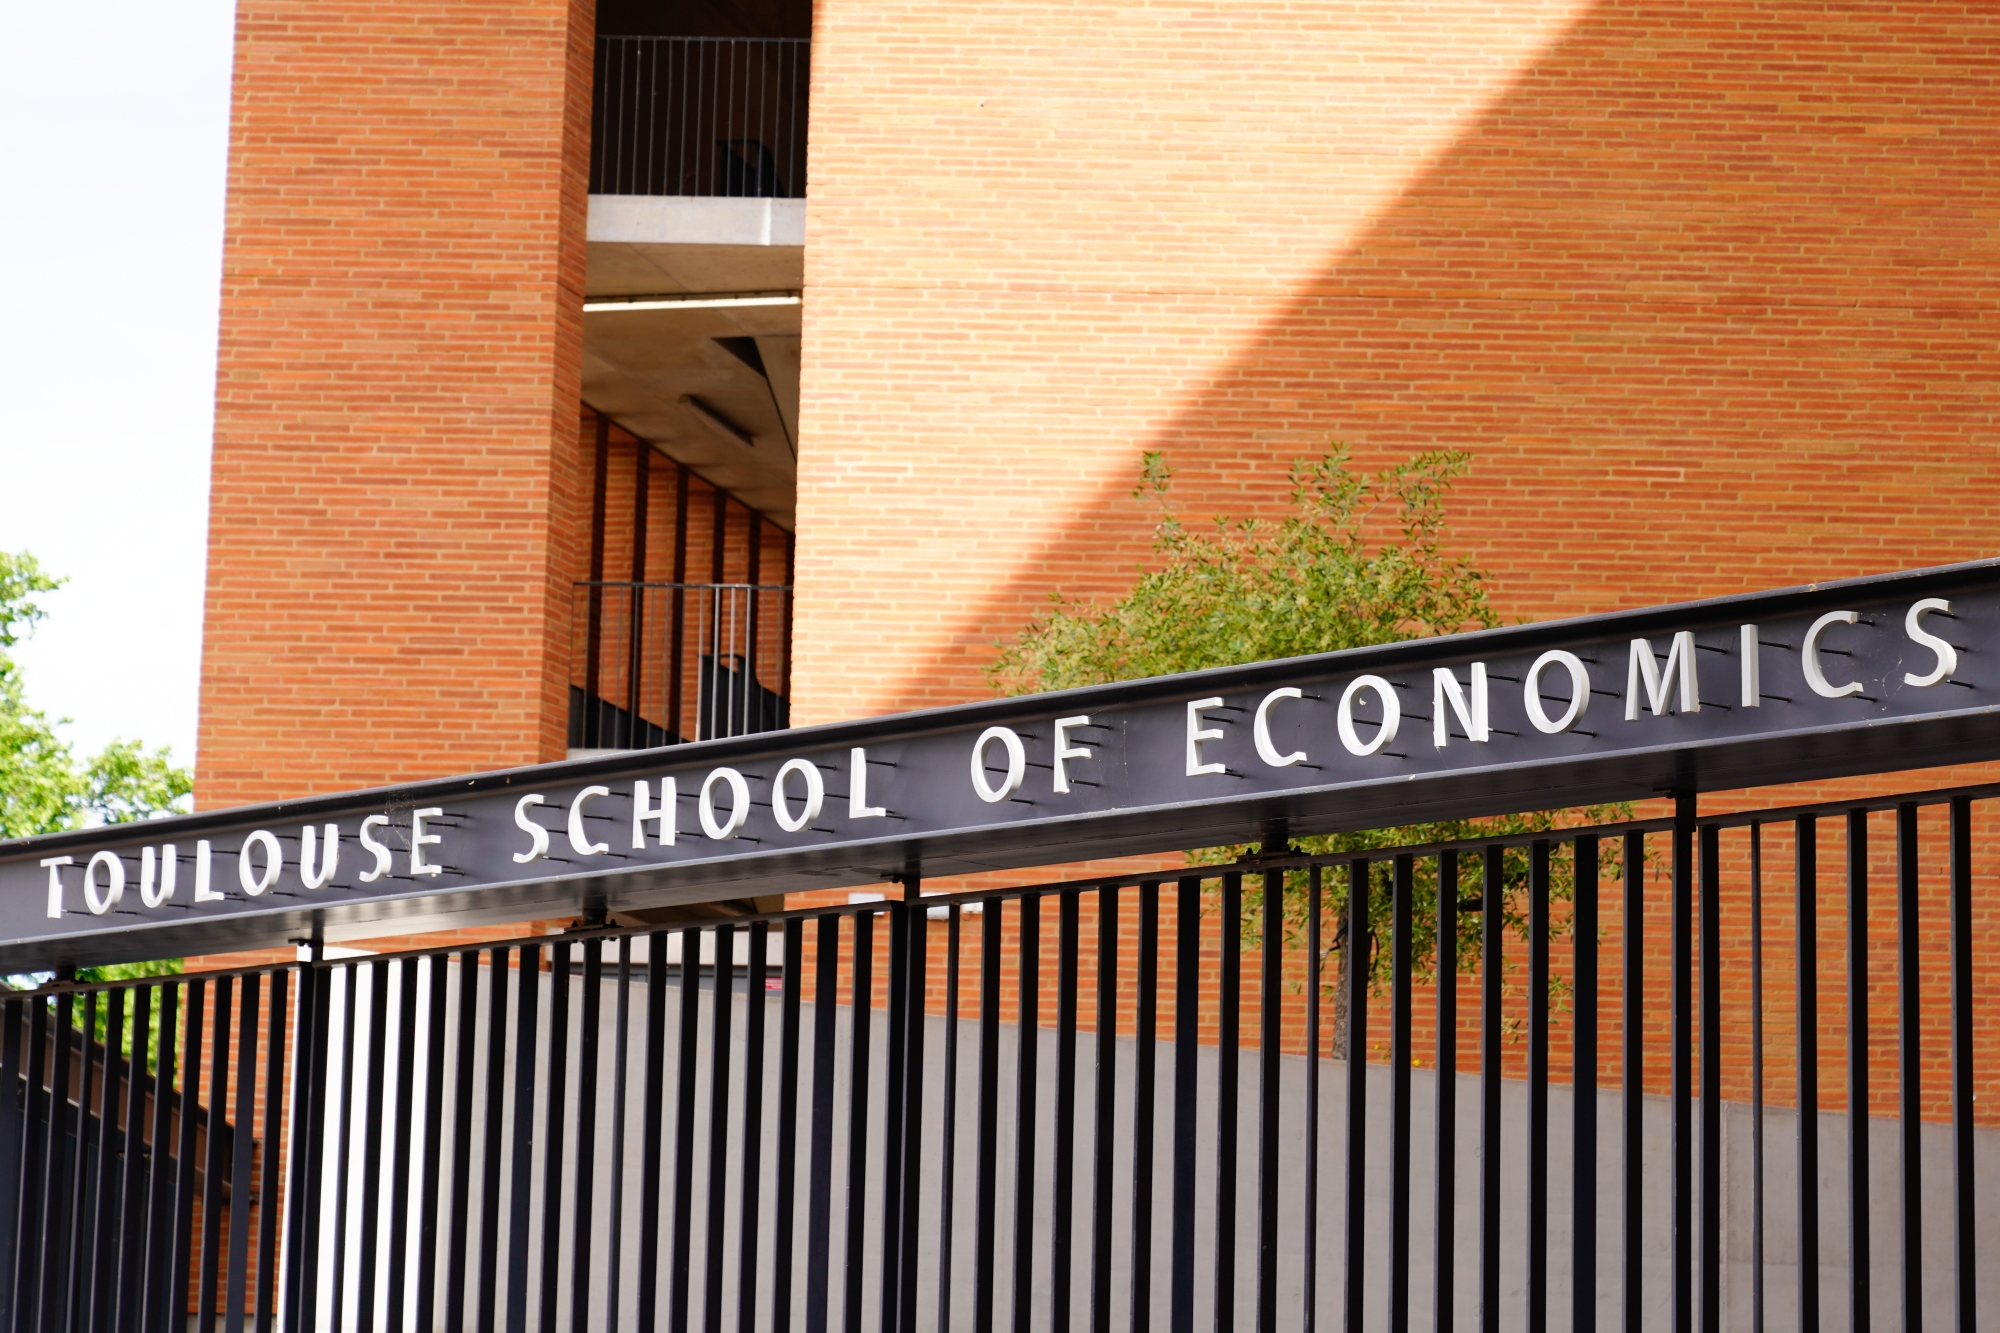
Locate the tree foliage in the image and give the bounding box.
[990,449,1631,1002]
[0,551,193,837]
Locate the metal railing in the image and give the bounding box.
[591,36,809,198]
[571,581,792,751]
[0,778,1995,1327]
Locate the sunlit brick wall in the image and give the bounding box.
[196,0,599,809]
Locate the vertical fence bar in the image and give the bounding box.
[1171,876,1198,1333]
[1130,883,1160,1333]
[446,952,481,1333]
[1671,795,1694,1333]
[880,905,910,1333]
[1621,831,1643,1333]
[1797,814,1822,1333]
[638,932,669,1333]
[1527,841,1550,1333]
[85,987,122,1333]
[607,937,632,1327]
[282,967,319,1333]
[15,994,46,1333]
[1346,860,1370,1333]
[198,978,234,1331]
[772,921,803,1333]
[902,896,930,1333]
[1480,848,1502,1333]
[1698,823,1721,1333]
[0,995,20,1331]
[253,972,286,1333]
[1390,855,1414,1333]
[87,987,123,1333]
[1216,872,1241,1333]
[1306,865,1322,1333]
[1090,886,1119,1333]
[1054,890,1081,1333]
[1897,803,1923,1332]
[115,985,153,1333]
[805,915,839,1333]
[1948,795,1977,1333]
[1256,867,1282,1333]
[508,940,548,1328]
[669,929,703,1333]
[172,982,208,1333]
[1012,895,1040,1333]
[846,913,876,1333]
[357,964,388,1333]
[66,991,97,1333]
[227,975,261,1333]
[974,898,1003,1333]
[939,906,963,1333]
[1574,837,1599,1333]
[540,942,571,1333]
[703,926,736,1333]
[1845,812,1868,1333]
[738,923,768,1333]
[1750,825,1766,1333]
[476,949,512,1333]
[572,941,603,1333]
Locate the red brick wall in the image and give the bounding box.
[792,0,2000,725]
[196,0,599,809]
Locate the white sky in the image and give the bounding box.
[0,0,238,767]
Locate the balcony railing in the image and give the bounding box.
[590,36,809,198]
[570,581,792,751]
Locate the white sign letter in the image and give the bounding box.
[569,787,611,856]
[84,851,128,915]
[1904,598,1957,687]
[1626,632,1701,719]
[700,768,752,840]
[773,759,824,832]
[1525,650,1592,735]
[410,808,443,877]
[1052,716,1093,793]
[41,855,73,919]
[301,824,340,889]
[192,839,223,901]
[1186,698,1227,776]
[632,780,676,848]
[1802,611,1864,699]
[141,845,178,908]
[513,794,551,863]
[1253,688,1307,768]
[850,747,887,819]
[1741,624,1761,708]
[238,830,282,896]
[971,727,1027,803]
[357,819,391,884]
[1337,676,1402,757]
[1432,664,1489,748]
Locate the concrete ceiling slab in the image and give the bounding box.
[583,299,801,526]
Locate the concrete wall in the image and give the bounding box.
[310,965,2000,1331]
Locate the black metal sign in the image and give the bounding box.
[6,560,2000,967]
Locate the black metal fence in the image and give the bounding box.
[591,37,810,199]
[571,581,792,752]
[3,780,1997,1329]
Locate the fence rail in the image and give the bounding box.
[571,581,791,752]
[2,780,1997,1328]
[591,36,809,198]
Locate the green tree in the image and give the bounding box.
[0,551,192,838]
[991,449,1628,1050]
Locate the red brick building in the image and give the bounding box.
[199,0,2000,817]
[193,0,2000,1017]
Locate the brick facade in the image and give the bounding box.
[197,0,598,809]
[791,0,2000,724]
